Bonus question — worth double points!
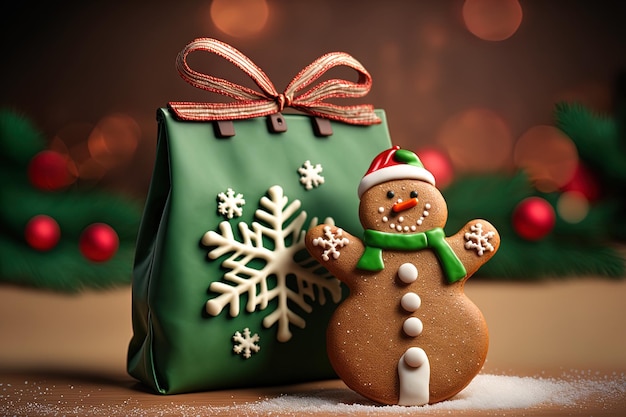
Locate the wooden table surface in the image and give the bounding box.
[1,279,625,416]
[0,370,624,416]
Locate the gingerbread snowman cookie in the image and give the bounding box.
[305,146,500,406]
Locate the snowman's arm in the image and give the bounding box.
[446,219,500,279]
[305,224,365,286]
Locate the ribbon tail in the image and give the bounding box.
[168,100,277,121]
[357,246,385,271]
[296,102,381,125]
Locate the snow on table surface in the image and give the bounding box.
[0,370,624,416]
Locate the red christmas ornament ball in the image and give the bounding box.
[561,162,601,202]
[416,148,454,189]
[25,215,61,251]
[512,197,556,241]
[79,223,119,262]
[28,150,74,191]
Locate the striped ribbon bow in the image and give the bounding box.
[167,38,381,125]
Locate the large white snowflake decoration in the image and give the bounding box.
[232,328,260,359]
[202,185,342,342]
[312,226,350,261]
[217,188,246,219]
[298,160,325,190]
[464,222,496,256]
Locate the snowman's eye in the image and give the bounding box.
[386,190,395,199]
[410,191,418,199]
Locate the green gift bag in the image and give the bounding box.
[128,38,392,394]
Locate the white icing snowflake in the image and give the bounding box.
[312,226,350,261]
[217,188,246,219]
[298,160,325,190]
[232,328,260,359]
[202,185,342,343]
[464,223,496,256]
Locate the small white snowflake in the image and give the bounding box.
[298,160,325,190]
[312,226,350,261]
[464,223,496,256]
[232,328,260,359]
[217,188,246,219]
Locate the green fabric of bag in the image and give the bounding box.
[128,37,393,394]
[127,108,392,393]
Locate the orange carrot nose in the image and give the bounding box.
[392,198,418,213]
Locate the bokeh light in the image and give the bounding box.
[561,162,601,202]
[557,191,589,224]
[437,108,513,173]
[462,0,523,41]
[52,122,94,153]
[50,115,140,184]
[210,0,269,38]
[554,81,612,114]
[416,147,454,189]
[88,113,140,169]
[514,125,579,192]
[419,22,448,51]
[49,137,79,180]
[51,122,95,180]
[412,58,441,95]
[77,158,107,181]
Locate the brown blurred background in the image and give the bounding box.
[2,0,625,199]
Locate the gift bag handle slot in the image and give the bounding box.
[212,114,330,138]
[312,117,333,137]
[267,113,288,133]
[213,120,236,138]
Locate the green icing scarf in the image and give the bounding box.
[356,227,467,284]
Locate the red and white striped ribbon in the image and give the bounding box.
[168,38,381,125]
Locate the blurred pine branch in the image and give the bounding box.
[0,108,141,292]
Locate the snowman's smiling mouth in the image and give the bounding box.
[378,201,432,233]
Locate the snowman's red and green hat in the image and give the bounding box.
[358,146,436,198]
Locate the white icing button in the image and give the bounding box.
[398,263,418,283]
[378,207,385,213]
[404,346,428,368]
[403,317,423,337]
[401,292,421,312]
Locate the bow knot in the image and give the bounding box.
[168,38,381,125]
[276,93,293,112]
